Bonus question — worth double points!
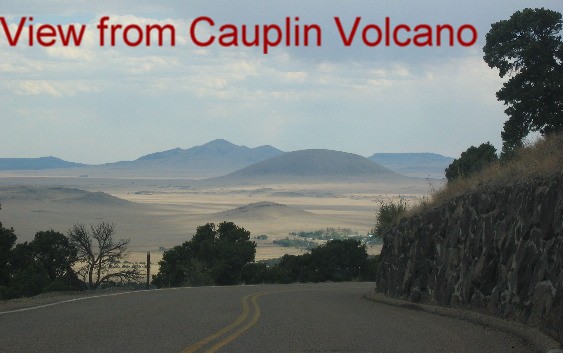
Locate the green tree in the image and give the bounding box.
[309,239,367,282]
[30,231,81,291]
[7,243,50,298]
[0,224,16,288]
[153,222,256,287]
[267,240,368,283]
[483,8,563,157]
[213,222,256,285]
[152,243,195,288]
[31,231,78,282]
[0,204,17,291]
[445,142,498,181]
[241,262,267,284]
[274,254,311,283]
[1,205,82,298]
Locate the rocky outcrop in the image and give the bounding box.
[376,173,563,342]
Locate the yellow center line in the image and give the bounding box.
[180,293,254,353]
[180,285,374,352]
[203,293,265,353]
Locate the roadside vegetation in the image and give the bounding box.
[447,6,563,188]
[483,8,562,158]
[153,225,378,288]
[371,129,563,228]
[152,222,256,287]
[244,239,379,284]
[370,199,407,240]
[0,209,140,300]
[427,133,563,209]
[1,214,379,299]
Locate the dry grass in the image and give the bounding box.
[410,132,563,214]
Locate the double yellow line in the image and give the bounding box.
[181,292,266,353]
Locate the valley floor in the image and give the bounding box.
[0,175,430,259]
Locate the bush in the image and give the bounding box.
[241,263,267,284]
[273,237,317,250]
[372,199,408,239]
[267,239,369,283]
[445,142,498,181]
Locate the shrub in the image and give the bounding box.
[372,199,408,238]
[445,142,498,181]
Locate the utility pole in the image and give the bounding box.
[146,252,151,290]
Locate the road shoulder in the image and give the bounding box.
[364,290,562,353]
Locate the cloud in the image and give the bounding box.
[2,1,559,163]
[15,80,62,97]
[45,46,95,61]
[280,71,308,83]
[13,80,101,97]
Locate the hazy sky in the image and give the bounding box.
[1,0,561,164]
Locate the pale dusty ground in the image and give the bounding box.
[0,176,428,260]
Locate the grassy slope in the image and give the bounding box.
[413,132,563,213]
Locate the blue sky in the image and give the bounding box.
[1,0,561,164]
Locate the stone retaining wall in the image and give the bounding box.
[376,173,563,342]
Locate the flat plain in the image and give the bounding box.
[0,174,433,260]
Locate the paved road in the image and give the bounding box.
[0,283,532,353]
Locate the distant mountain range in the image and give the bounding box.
[99,139,284,178]
[0,140,454,180]
[136,139,281,163]
[369,153,454,179]
[0,157,85,171]
[0,140,283,179]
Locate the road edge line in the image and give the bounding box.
[0,290,147,315]
[0,286,200,315]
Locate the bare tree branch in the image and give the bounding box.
[68,222,140,289]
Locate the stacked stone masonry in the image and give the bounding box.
[376,173,563,342]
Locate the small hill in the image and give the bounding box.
[0,157,85,171]
[64,191,132,206]
[0,186,132,206]
[216,149,403,183]
[214,201,314,220]
[207,201,347,236]
[0,185,156,245]
[369,153,454,179]
[0,186,87,202]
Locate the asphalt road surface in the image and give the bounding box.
[0,282,533,353]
